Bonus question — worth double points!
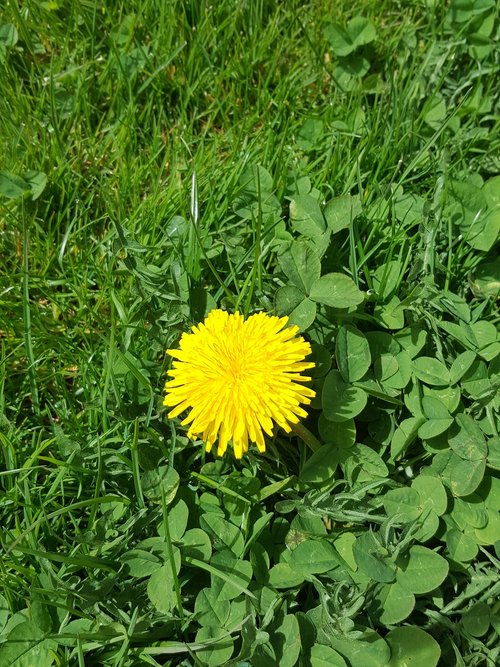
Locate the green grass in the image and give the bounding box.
[1,0,499,665]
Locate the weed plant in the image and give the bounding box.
[0,1,499,666]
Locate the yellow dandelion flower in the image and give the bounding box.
[163,309,316,458]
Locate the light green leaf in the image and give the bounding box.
[289,539,341,574]
[383,487,422,523]
[318,416,356,447]
[181,528,212,561]
[194,588,230,627]
[289,194,326,237]
[336,325,371,382]
[331,630,390,667]
[275,286,317,331]
[446,528,478,562]
[278,240,321,292]
[0,171,30,198]
[448,455,486,497]
[310,272,365,309]
[141,466,179,504]
[373,260,403,300]
[200,513,244,557]
[412,357,450,386]
[397,546,449,594]
[0,24,18,48]
[0,621,55,667]
[268,562,305,589]
[310,644,348,667]
[386,627,440,667]
[147,565,176,613]
[462,602,490,637]
[301,443,340,483]
[390,417,425,460]
[374,295,405,329]
[374,581,415,625]
[412,475,448,516]
[322,370,368,422]
[276,615,301,667]
[353,532,396,583]
[324,194,362,233]
[449,414,488,461]
[195,625,234,667]
[122,549,162,578]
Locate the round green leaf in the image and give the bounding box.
[397,546,449,594]
[275,286,317,331]
[195,588,231,627]
[450,351,477,384]
[195,625,234,667]
[373,295,405,329]
[289,194,326,237]
[278,240,321,292]
[122,549,162,578]
[288,297,317,330]
[324,194,362,233]
[462,602,490,637]
[200,513,244,557]
[412,357,450,386]
[141,465,179,504]
[268,562,305,589]
[394,325,427,358]
[412,509,440,542]
[310,273,364,309]
[0,23,18,48]
[300,443,340,483]
[384,351,412,389]
[209,549,253,601]
[422,384,461,412]
[310,343,332,378]
[448,455,486,497]
[470,261,500,299]
[347,444,389,481]
[318,416,356,447]
[390,417,425,460]
[446,528,478,562]
[331,630,390,667]
[418,418,453,440]
[158,499,188,542]
[383,487,422,523]
[487,436,500,471]
[0,171,30,199]
[373,581,415,625]
[451,496,488,529]
[412,475,448,516]
[310,644,347,667]
[449,414,488,461]
[289,538,341,575]
[0,621,55,667]
[276,614,302,667]
[421,395,451,420]
[335,324,371,382]
[181,528,212,561]
[333,532,357,571]
[322,370,367,422]
[386,627,440,667]
[147,565,176,613]
[353,532,396,583]
[474,509,500,545]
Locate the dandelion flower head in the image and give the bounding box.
[164,309,315,458]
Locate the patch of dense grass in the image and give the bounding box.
[1,1,499,665]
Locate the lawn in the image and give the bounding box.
[0,1,499,665]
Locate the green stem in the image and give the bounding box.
[291,422,321,452]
